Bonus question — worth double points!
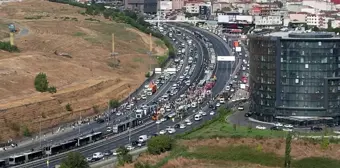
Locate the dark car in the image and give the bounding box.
[209,104,214,108]
[103,150,113,156]
[244,113,252,117]
[174,124,180,129]
[131,140,139,146]
[311,126,323,131]
[137,141,146,147]
[96,118,105,124]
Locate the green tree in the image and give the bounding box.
[34,72,49,92]
[117,146,132,166]
[109,99,120,109]
[284,132,292,168]
[147,135,174,155]
[22,126,31,137]
[60,152,90,168]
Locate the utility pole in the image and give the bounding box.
[39,116,42,148]
[147,33,153,73]
[157,0,160,28]
[111,33,119,66]
[78,111,81,136]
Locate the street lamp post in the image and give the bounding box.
[39,116,42,148]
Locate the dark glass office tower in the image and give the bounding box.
[248,32,340,125]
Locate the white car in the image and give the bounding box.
[126,145,134,151]
[256,125,266,130]
[168,128,176,134]
[156,120,162,124]
[274,122,283,127]
[116,112,122,116]
[141,95,147,100]
[86,157,93,162]
[92,152,104,160]
[160,118,166,122]
[283,128,293,132]
[284,124,294,128]
[179,124,186,129]
[209,111,215,115]
[184,118,190,123]
[216,103,221,107]
[237,106,244,111]
[112,150,120,156]
[186,121,192,125]
[201,111,207,116]
[159,130,166,135]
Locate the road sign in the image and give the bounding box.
[217,56,235,61]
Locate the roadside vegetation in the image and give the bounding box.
[0,41,20,52]
[60,152,90,168]
[34,72,57,93]
[48,0,174,67]
[122,108,340,168]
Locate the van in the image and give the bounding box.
[194,114,202,121]
[138,135,148,142]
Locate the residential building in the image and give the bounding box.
[172,0,184,10]
[185,1,205,14]
[248,31,340,125]
[302,0,336,11]
[124,0,158,13]
[254,15,282,26]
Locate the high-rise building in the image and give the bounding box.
[248,31,340,126]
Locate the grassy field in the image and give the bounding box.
[181,108,335,140]
[121,108,340,168]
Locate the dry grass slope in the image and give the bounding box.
[0,0,166,141]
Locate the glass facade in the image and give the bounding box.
[248,34,340,124]
[248,36,278,122]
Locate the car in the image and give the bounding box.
[284,124,293,128]
[106,127,112,132]
[116,112,122,116]
[184,118,190,123]
[160,118,166,122]
[159,130,166,135]
[138,141,146,147]
[274,122,283,127]
[186,121,192,125]
[216,103,221,107]
[103,150,113,156]
[283,128,293,132]
[255,125,266,130]
[180,124,186,129]
[92,152,104,160]
[156,120,162,124]
[141,95,147,100]
[86,157,93,162]
[209,111,215,115]
[168,128,176,134]
[201,111,207,116]
[237,106,244,111]
[311,126,323,131]
[174,124,180,129]
[126,145,135,151]
[112,150,120,156]
[270,126,282,131]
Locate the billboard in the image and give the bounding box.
[218,15,253,23]
[217,56,235,61]
[160,1,172,10]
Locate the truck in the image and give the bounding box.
[149,82,157,94]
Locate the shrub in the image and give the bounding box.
[22,126,31,137]
[117,146,132,166]
[109,99,120,109]
[34,73,49,92]
[65,103,72,111]
[48,86,57,93]
[134,162,152,168]
[0,41,20,52]
[145,72,150,78]
[147,135,174,155]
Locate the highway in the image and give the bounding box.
[177,24,234,96]
[0,28,194,159]
[5,26,211,167]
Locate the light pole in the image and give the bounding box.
[46,140,52,168]
[39,116,42,148]
[78,111,81,137]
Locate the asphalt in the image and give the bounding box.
[179,25,234,96]
[5,26,211,167]
[0,29,193,159]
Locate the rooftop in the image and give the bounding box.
[263,31,340,39]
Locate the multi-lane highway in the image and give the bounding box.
[4,25,216,168]
[177,24,234,96]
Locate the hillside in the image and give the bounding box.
[0,0,167,141]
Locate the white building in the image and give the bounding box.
[254,15,282,26]
[306,14,332,29]
[302,0,335,11]
[185,2,205,14]
[331,19,340,28]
